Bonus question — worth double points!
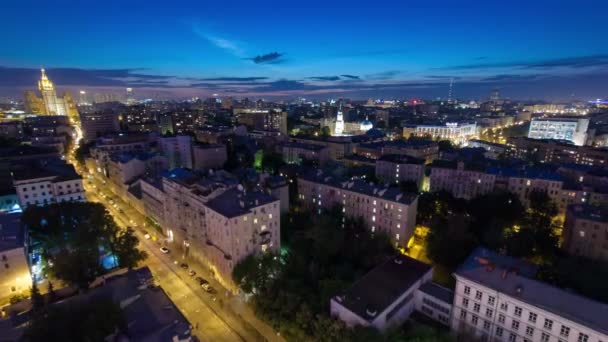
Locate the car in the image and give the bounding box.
[160,247,170,254]
[202,283,214,293]
[188,270,196,277]
[179,263,188,269]
[143,232,151,240]
[194,276,204,284]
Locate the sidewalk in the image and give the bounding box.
[88,173,284,342]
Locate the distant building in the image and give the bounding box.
[0,213,31,302]
[158,135,193,169]
[430,160,496,200]
[192,143,227,170]
[234,108,287,136]
[468,139,508,159]
[507,136,608,166]
[375,154,425,187]
[281,142,329,166]
[528,117,590,146]
[23,70,79,120]
[298,171,418,248]
[356,140,439,162]
[451,247,608,342]
[11,160,85,209]
[80,111,120,142]
[563,204,608,262]
[403,122,477,146]
[331,255,452,331]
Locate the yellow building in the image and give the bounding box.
[24,69,79,121]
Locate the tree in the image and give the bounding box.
[112,228,147,270]
[47,281,56,303]
[74,141,95,166]
[30,282,44,311]
[320,126,331,137]
[399,180,419,193]
[22,202,121,290]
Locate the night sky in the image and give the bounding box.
[2,0,608,100]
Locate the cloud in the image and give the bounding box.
[246,52,286,64]
[0,66,176,87]
[308,76,341,81]
[197,76,268,82]
[191,25,246,57]
[482,74,545,82]
[340,74,360,79]
[364,70,401,80]
[443,54,608,71]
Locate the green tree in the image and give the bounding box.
[74,141,95,166]
[112,228,147,270]
[22,202,121,290]
[30,282,44,311]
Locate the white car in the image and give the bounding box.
[143,233,151,240]
[160,247,170,254]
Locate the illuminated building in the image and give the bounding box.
[126,87,135,105]
[78,90,88,105]
[359,116,373,132]
[335,103,345,136]
[403,122,477,146]
[0,213,31,302]
[23,90,45,114]
[79,111,120,142]
[158,135,193,169]
[234,108,287,136]
[38,69,66,116]
[528,117,589,146]
[375,154,425,187]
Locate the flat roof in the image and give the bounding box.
[206,188,278,218]
[419,282,454,305]
[455,248,608,335]
[334,255,432,322]
[300,171,417,205]
[0,213,23,253]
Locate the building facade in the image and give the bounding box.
[451,248,608,342]
[563,204,608,262]
[528,118,590,146]
[404,122,477,146]
[375,154,425,187]
[297,172,418,248]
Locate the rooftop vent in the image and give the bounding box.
[366,308,378,317]
[395,194,403,201]
[515,285,524,295]
[394,258,403,265]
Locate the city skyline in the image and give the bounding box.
[2,0,608,100]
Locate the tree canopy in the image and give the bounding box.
[22,202,145,290]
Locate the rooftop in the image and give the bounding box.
[300,170,418,205]
[419,282,454,305]
[11,159,81,182]
[0,213,23,253]
[206,188,278,218]
[334,255,432,322]
[455,248,608,335]
[378,154,425,165]
[281,141,327,151]
[567,204,608,222]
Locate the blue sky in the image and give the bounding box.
[1,0,608,100]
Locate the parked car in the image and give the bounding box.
[202,283,213,292]
[143,231,151,240]
[179,263,188,269]
[188,270,196,277]
[160,247,170,254]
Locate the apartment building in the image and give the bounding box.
[79,111,120,142]
[375,154,425,187]
[281,142,330,166]
[403,122,477,146]
[507,137,608,166]
[234,108,288,136]
[289,135,356,161]
[297,171,418,248]
[451,247,608,342]
[12,160,86,209]
[468,139,508,160]
[0,213,31,302]
[159,169,280,291]
[356,139,439,162]
[158,135,193,169]
[563,204,608,262]
[430,160,496,200]
[192,143,227,170]
[528,117,589,146]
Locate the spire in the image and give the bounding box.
[40,68,47,80]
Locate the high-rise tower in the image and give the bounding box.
[38,69,66,115]
[334,103,345,136]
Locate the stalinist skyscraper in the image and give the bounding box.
[38,68,67,116]
[25,69,78,120]
[334,103,345,136]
